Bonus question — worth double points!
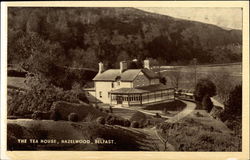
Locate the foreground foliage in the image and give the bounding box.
[159,117,241,151]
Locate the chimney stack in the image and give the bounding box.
[144,59,150,69]
[98,62,104,74]
[120,61,127,73]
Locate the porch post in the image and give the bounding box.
[140,94,142,105]
[128,94,130,106]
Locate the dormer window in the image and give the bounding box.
[115,76,121,86]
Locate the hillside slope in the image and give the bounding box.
[8,7,242,69]
[7,120,162,151]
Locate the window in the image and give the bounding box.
[111,82,114,88]
[99,91,102,98]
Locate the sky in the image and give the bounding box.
[137,7,242,30]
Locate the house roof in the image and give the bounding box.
[110,84,173,94]
[93,68,158,81]
[109,88,149,94]
[136,84,173,92]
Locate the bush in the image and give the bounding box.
[131,121,139,128]
[194,78,216,102]
[130,111,147,125]
[68,113,79,122]
[96,116,106,125]
[51,101,106,121]
[95,105,99,110]
[32,111,42,120]
[220,85,242,122]
[124,120,131,127]
[109,106,113,113]
[7,80,80,117]
[195,112,203,117]
[155,113,161,118]
[50,111,61,121]
[202,95,213,112]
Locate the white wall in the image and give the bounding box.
[95,81,133,104]
[95,81,113,103]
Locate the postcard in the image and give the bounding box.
[1,1,249,160]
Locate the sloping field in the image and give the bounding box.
[7,119,162,151]
[157,110,241,151]
[160,63,242,90]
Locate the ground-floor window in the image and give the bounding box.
[110,89,174,105]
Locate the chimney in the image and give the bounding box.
[144,59,150,69]
[120,61,127,73]
[98,62,104,74]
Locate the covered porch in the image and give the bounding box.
[109,84,175,106]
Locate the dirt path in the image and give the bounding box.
[165,100,196,123]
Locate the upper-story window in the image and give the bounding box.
[115,76,121,86]
[111,82,114,88]
[99,91,102,98]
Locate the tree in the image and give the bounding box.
[221,85,242,121]
[208,69,233,103]
[202,94,213,112]
[169,69,182,89]
[194,78,216,102]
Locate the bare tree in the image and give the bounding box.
[207,68,234,103]
[168,67,182,89]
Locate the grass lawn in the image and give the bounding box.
[112,108,138,119]
[143,100,186,112]
[160,63,242,90]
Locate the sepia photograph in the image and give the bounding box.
[1,1,249,160]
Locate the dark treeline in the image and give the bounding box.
[8,7,242,88]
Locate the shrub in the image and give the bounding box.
[124,120,131,127]
[105,110,109,113]
[155,113,161,118]
[50,111,61,121]
[95,105,99,110]
[68,113,79,122]
[146,119,151,126]
[131,121,139,128]
[51,101,105,121]
[99,108,103,112]
[195,112,204,117]
[106,115,115,125]
[194,78,216,102]
[109,106,113,113]
[96,116,106,125]
[202,95,213,112]
[220,85,242,122]
[130,111,147,125]
[32,111,42,120]
[7,80,80,117]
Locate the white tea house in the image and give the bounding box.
[85,60,174,106]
